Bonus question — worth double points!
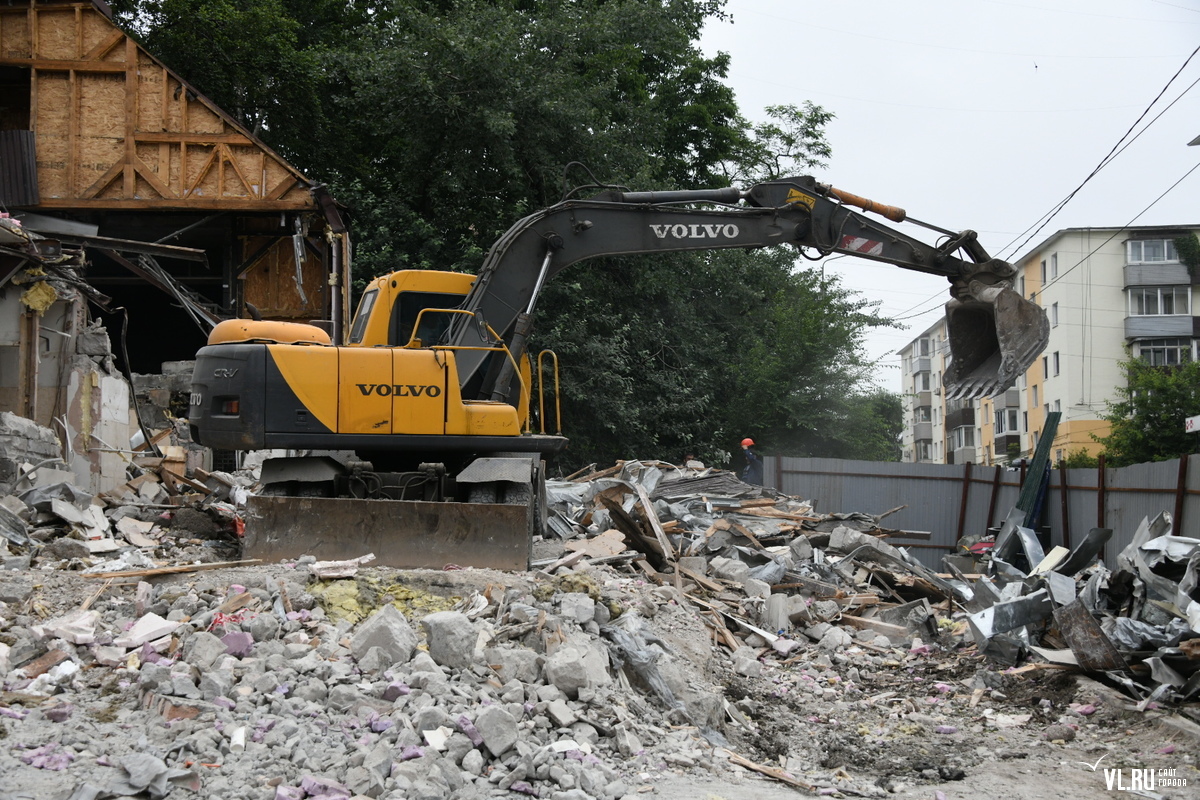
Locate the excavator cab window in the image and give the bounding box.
[390,291,469,347]
[347,288,379,344]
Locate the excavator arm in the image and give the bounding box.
[449,175,1048,401]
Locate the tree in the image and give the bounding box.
[116,0,903,469]
[1094,356,1200,466]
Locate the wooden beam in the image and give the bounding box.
[0,58,128,72]
[34,198,318,211]
[184,147,219,198]
[124,37,137,197]
[134,158,177,200]
[80,30,123,61]
[134,131,255,145]
[80,160,124,200]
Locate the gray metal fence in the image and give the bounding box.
[765,454,1198,570]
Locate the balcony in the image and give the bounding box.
[912,356,932,373]
[1125,315,1194,339]
[1124,262,1193,287]
[913,421,933,441]
[996,388,1019,408]
[952,446,977,465]
[914,390,932,408]
[945,405,975,430]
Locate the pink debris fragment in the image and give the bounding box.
[456,715,484,747]
[382,681,410,701]
[935,792,949,800]
[274,788,304,800]
[20,743,75,770]
[509,781,538,795]
[934,683,953,694]
[298,775,351,798]
[1157,745,1176,755]
[1072,703,1097,716]
[398,746,424,761]
[935,725,957,734]
[221,631,254,657]
[44,703,74,722]
[0,708,28,720]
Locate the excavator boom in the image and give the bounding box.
[450,175,1048,401]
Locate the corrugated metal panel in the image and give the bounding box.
[0,131,39,207]
[766,455,1198,571]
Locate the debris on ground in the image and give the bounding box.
[0,456,1196,799]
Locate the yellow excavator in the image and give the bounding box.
[188,175,1048,569]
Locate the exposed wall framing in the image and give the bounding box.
[0,0,351,338]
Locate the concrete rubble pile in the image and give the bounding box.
[0,453,248,575]
[0,457,1197,799]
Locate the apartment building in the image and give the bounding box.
[899,225,1200,466]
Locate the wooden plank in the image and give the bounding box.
[134,157,177,199]
[134,131,255,145]
[633,483,675,562]
[80,158,123,199]
[83,559,262,579]
[80,29,123,61]
[1,57,128,72]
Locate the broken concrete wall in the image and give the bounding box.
[0,411,61,494]
[0,284,138,495]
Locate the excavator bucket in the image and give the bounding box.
[943,281,1050,399]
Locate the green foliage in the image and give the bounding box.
[117,0,902,468]
[1174,233,1200,278]
[1058,448,1099,469]
[1094,356,1200,466]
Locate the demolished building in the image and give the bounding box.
[0,0,350,491]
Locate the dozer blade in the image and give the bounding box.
[944,283,1049,400]
[243,496,533,571]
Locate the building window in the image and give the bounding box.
[1023,411,1028,431]
[1054,399,1061,413]
[915,406,931,422]
[1051,302,1059,327]
[1019,276,1025,296]
[1032,385,1039,406]
[1129,287,1190,316]
[916,372,931,391]
[1040,259,1047,283]
[1055,448,1063,464]
[1136,338,1194,366]
[1126,239,1179,264]
[951,425,975,450]
[1053,351,1060,376]
[917,441,932,461]
[994,408,1020,434]
[918,337,931,357]
[1050,253,1058,279]
[1042,356,1049,380]
[1033,430,1040,447]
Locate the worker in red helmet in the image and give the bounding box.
[740,437,763,485]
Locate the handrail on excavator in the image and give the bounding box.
[537,350,562,436]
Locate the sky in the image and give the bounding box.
[699,0,1200,392]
